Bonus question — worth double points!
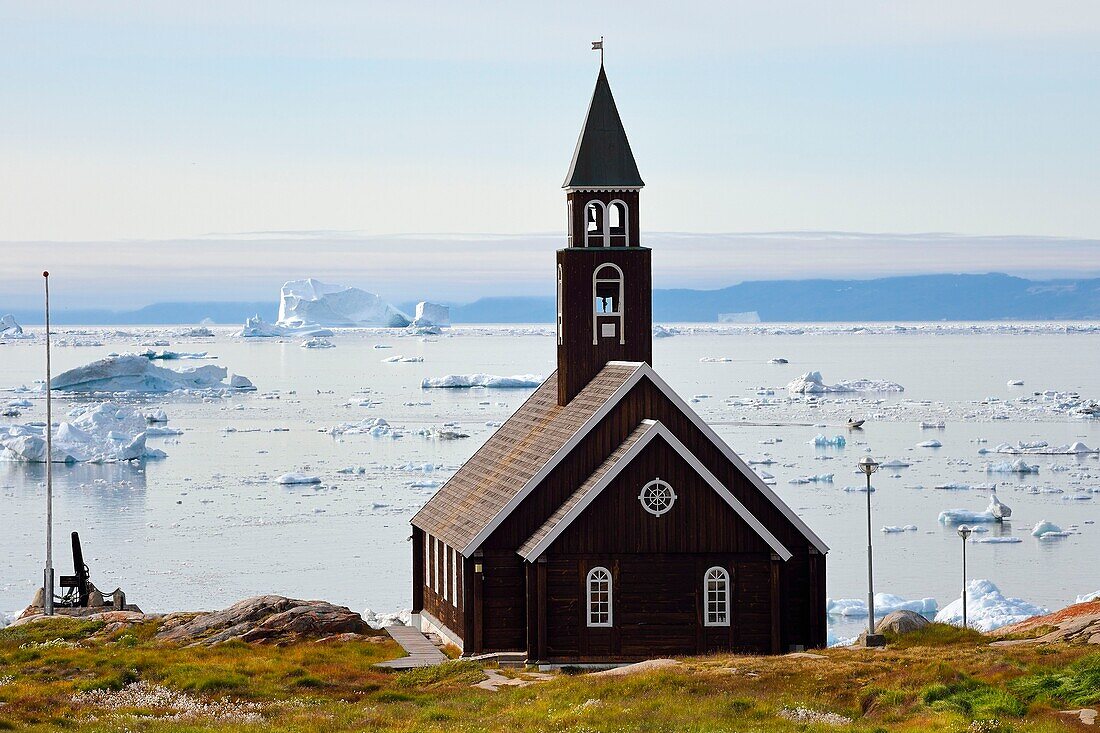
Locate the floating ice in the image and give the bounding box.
[920,420,946,429]
[881,524,918,533]
[652,325,675,338]
[0,314,27,338]
[328,417,402,438]
[787,371,904,394]
[971,536,1022,544]
[363,608,412,629]
[382,355,424,363]
[985,459,1039,474]
[136,349,210,360]
[178,326,215,337]
[934,579,1048,631]
[880,459,911,468]
[51,354,249,393]
[768,358,789,364]
[421,374,541,389]
[410,301,449,329]
[939,493,1011,524]
[826,593,937,618]
[700,357,732,363]
[1076,590,1100,604]
[1031,520,1065,538]
[916,440,942,448]
[812,434,846,447]
[300,338,335,349]
[144,408,168,423]
[994,441,1096,455]
[277,472,321,485]
[278,278,410,328]
[0,403,167,463]
[792,471,831,482]
[236,315,333,338]
[1007,379,1024,386]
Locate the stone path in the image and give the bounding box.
[375,625,448,669]
[473,668,554,691]
[1061,709,1097,726]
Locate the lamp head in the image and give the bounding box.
[857,456,880,476]
[957,525,973,540]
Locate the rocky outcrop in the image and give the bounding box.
[875,610,931,636]
[154,595,375,646]
[991,598,1100,646]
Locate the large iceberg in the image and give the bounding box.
[787,371,904,394]
[51,354,250,393]
[0,403,167,462]
[411,301,449,328]
[1,314,27,338]
[934,579,1048,632]
[421,374,542,389]
[278,279,410,328]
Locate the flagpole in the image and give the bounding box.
[600,36,604,65]
[43,271,54,616]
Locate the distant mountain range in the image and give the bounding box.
[5,274,1100,325]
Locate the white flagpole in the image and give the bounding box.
[43,271,54,616]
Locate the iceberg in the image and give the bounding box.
[0,403,167,463]
[1031,520,1065,538]
[787,371,904,394]
[789,474,834,484]
[278,278,410,328]
[411,301,449,328]
[882,524,918,533]
[811,434,845,447]
[382,355,424,363]
[300,338,335,349]
[934,579,1048,631]
[51,354,249,393]
[985,459,1039,474]
[652,325,675,338]
[1076,590,1100,604]
[916,440,942,448]
[236,315,333,338]
[994,441,1096,455]
[277,472,321,485]
[826,593,937,618]
[421,374,542,389]
[939,493,1011,525]
[1,314,27,338]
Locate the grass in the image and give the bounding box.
[0,617,1095,731]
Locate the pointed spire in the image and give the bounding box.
[563,65,644,189]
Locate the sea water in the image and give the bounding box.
[2,324,1099,642]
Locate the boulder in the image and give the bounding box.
[154,595,375,646]
[875,610,931,636]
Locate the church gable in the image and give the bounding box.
[518,420,789,560]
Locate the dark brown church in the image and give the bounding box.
[411,64,828,663]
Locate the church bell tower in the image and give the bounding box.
[556,64,651,406]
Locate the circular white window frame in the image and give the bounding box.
[638,478,677,517]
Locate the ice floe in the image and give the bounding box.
[51,354,250,394]
[882,524,918,533]
[421,374,541,389]
[993,440,1096,455]
[652,325,675,338]
[812,434,846,447]
[277,472,322,485]
[0,403,168,463]
[826,593,937,618]
[787,371,904,395]
[300,337,335,349]
[1076,590,1100,604]
[985,459,1039,474]
[1030,520,1070,539]
[363,608,412,628]
[236,315,332,339]
[934,579,1048,631]
[382,355,424,363]
[916,440,942,448]
[278,278,410,328]
[789,474,834,484]
[939,493,1011,524]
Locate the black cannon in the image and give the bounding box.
[57,532,91,607]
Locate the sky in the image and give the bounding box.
[2,2,1100,308]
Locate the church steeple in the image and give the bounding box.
[556,64,651,406]
[563,65,645,190]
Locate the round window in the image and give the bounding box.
[638,478,677,517]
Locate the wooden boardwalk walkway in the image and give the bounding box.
[376,625,448,669]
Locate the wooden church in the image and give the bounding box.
[411,63,828,662]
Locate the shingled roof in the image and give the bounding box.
[411,362,644,553]
[562,65,644,189]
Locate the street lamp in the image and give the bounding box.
[957,525,973,629]
[857,456,885,647]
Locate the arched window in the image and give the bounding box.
[608,200,628,246]
[592,263,625,345]
[567,200,574,247]
[587,566,612,627]
[585,201,607,247]
[704,567,730,627]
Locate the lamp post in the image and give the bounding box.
[957,525,973,629]
[858,456,885,646]
[43,271,54,616]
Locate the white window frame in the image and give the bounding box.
[442,544,449,602]
[608,199,628,246]
[584,200,608,247]
[704,566,731,627]
[639,477,677,517]
[592,262,625,346]
[425,533,432,591]
[557,264,564,345]
[436,538,444,596]
[586,566,613,627]
[452,550,459,605]
[567,199,574,247]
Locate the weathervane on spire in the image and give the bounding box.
[591,36,603,65]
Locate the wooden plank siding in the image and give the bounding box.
[419,532,466,647]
